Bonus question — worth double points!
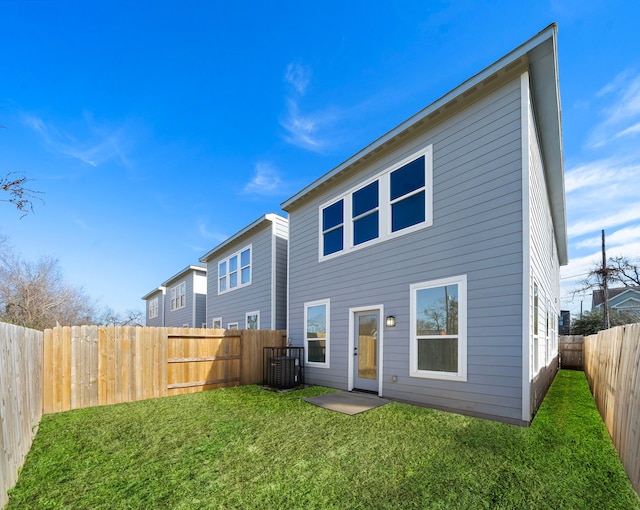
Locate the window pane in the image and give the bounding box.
[229,256,238,272]
[354,211,379,245]
[219,277,226,292]
[417,338,458,372]
[323,227,344,256]
[308,339,326,363]
[306,304,327,336]
[323,200,343,230]
[229,272,237,288]
[241,248,250,267]
[241,266,250,284]
[391,191,425,232]
[416,285,458,335]
[353,181,378,217]
[219,261,226,276]
[390,156,425,200]
[247,314,258,329]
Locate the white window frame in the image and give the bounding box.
[319,145,433,261]
[148,297,158,319]
[246,311,260,330]
[170,281,186,311]
[227,322,239,330]
[218,245,252,295]
[304,298,330,368]
[212,317,223,329]
[410,275,467,381]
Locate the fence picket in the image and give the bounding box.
[584,324,640,496]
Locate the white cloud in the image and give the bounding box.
[196,219,227,243]
[615,122,640,139]
[586,70,640,149]
[284,63,311,95]
[576,225,640,250]
[243,162,284,196]
[568,203,640,238]
[280,62,341,152]
[22,113,132,168]
[280,99,326,151]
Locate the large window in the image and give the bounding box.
[148,297,158,319]
[246,311,260,330]
[170,282,186,311]
[218,246,252,294]
[304,299,330,366]
[410,275,467,381]
[319,146,432,260]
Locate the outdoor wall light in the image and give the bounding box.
[385,315,396,327]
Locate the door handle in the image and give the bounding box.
[354,347,358,356]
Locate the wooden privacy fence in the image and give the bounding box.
[0,323,43,510]
[43,326,286,414]
[583,323,640,496]
[559,335,583,369]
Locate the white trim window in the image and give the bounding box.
[246,311,260,330]
[304,299,330,367]
[319,145,433,259]
[212,317,223,329]
[148,297,158,319]
[218,245,252,294]
[170,282,186,311]
[227,322,239,330]
[410,275,467,381]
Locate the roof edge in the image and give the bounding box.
[281,24,558,212]
[199,212,288,263]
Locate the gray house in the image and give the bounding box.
[282,25,567,425]
[142,286,165,327]
[142,264,207,327]
[592,286,640,319]
[200,213,288,330]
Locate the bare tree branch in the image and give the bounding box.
[1,172,44,217]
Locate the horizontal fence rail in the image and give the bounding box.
[43,326,286,414]
[584,323,640,496]
[0,323,43,510]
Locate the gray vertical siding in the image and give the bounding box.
[288,76,528,423]
[205,222,275,329]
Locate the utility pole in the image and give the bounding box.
[601,229,611,330]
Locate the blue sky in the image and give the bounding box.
[1,1,639,318]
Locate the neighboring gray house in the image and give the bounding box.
[142,265,207,327]
[592,286,640,318]
[142,286,166,327]
[199,213,288,330]
[282,25,567,425]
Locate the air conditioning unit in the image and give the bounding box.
[264,347,304,389]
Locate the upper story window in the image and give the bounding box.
[218,245,252,294]
[148,297,158,319]
[170,282,186,311]
[322,200,344,256]
[319,145,432,260]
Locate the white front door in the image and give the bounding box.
[353,310,379,392]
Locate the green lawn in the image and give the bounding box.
[7,370,639,509]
